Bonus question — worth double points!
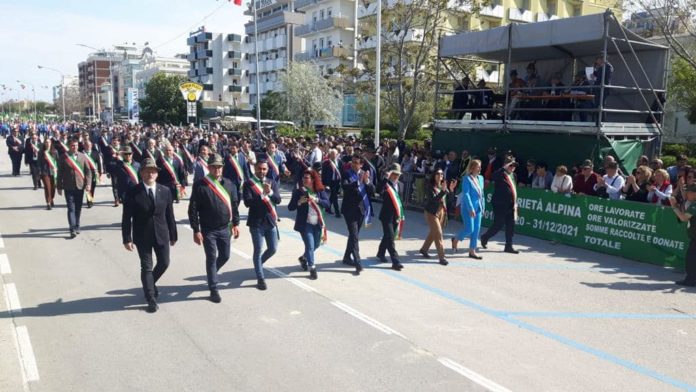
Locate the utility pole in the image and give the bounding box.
[374,0,382,149]
[37,65,68,122]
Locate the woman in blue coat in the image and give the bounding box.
[452,159,485,259]
[288,169,330,279]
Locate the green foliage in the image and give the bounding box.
[663,143,689,157]
[669,58,696,124]
[661,155,677,168]
[139,72,189,125]
[322,127,347,138]
[275,125,316,139]
[259,91,289,121]
[280,62,343,128]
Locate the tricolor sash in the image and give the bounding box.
[123,162,139,184]
[181,147,194,165]
[161,157,181,199]
[197,157,209,176]
[384,182,405,240]
[503,172,518,220]
[203,175,233,224]
[173,152,185,167]
[349,169,372,227]
[131,142,143,158]
[328,159,341,180]
[267,154,280,176]
[249,176,278,222]
[305,187,327,243]
[228,155,245,184]
[45,151,57,181]
[65,154,85,181]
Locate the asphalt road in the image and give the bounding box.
[1,143,695,392]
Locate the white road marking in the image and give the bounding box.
[0,233,5,249]
[331,301,406,338]
[438,357,512,392]
[15,326,40,383]
[3,283,22,313]
[0,253,11,274]
[231,248,251,260]
[266,267,317,293]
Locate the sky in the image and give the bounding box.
[0,0,248,102]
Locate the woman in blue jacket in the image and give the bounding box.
[288,169,330,279]
[452,159,485,259]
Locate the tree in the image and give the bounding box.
[357,0,456,140]
[139,72,188,124]
[671,57,696,122]
[259,91,290,121]
[280,62,344,129]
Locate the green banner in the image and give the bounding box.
[480,187,688,270]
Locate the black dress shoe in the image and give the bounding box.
[504,248,520,254]
[675,280,696,287]
[420,250,431,259]
[309,268,318,280]
[75,227,81,235]
[439,259,449,266]
[480,238,488,249]
[355,262,363,274]
[391,262,404,271]
[46,205,51,211]
[335,213,342,218]
[376,255,389,263]
[298,256,308,271]
[33,186,37,190]
[50,201,55,207]
[69,231,76,239]
[146,300,159,313]
[257,279,267,291]
[468,253,483,260]
[210,290,222,303]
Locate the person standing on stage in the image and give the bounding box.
[81,139,102,208]
[244,159,281,290]
[192,144,210,184]
[321,148,342,218]
[376,163,405,271]
[670,186,696,287]
[452,159,485,259]
[113,146,141,205]
[188,154,240,303]
[24,132,41,189]
[38,138,58,210]
[122,158,178,313]
[157,143,188,204]
[421,168,457,265]
[288,169,330,280]
[57,138,93,238]
[7,127,24,176]
[341,154,375,274]
[480,157,520,254]
[222,142,249,203]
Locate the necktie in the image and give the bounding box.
[148,188,155,205]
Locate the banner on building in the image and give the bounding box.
[179,82,204,102]
[480,187,688,270]
[127,88,139,124]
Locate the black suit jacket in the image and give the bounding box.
[340,169,375,218]
[490,168,517,210]
[243,179,281,228]
[288,188,330,233]
[122,183,177,246]
[378,181,404,223]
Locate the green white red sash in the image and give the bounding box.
[249,176,278,222]
[305,187,327,243]
[123,162,139,184]
[228,155,245,183]
[130,142,143,157]
[503,172,518,219]
[267,154,279,176]
[181,147,194,165]
[197,157,209,175]
[45,151,57,181]
[65,154,85,181]
[202,175,233,223]
[161,157,181,199]
[83,153,100,184]
[173,152,184,167]
[328,159,341,180]
[384,182,405,240]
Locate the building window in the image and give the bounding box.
[327,7,333,17]
[320,9,325,19]
[547,0,557,15]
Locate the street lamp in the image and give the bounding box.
[76,43,115,123]
[16,80,37,123]
[37,65,67,122]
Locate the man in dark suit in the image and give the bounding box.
[157,143,188,203]
[321,148,342,217]
[244,159,281,290]
[480,157,520,254]
[188,154,240,303]
[24,131,41,189]
[376,163,405,271]
[122,158,178,313]
[111,146,141,204]
[222,142,249,203]
[341,154,375,274]
[57,138,93,238]
[7,127,24,176]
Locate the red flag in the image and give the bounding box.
[230,0,242,5]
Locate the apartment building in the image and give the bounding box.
[243,0,304,106]
[78,51,122,115]
[135,53,190,99]
[187,29,248,109]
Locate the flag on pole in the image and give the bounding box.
[229,0,242,6]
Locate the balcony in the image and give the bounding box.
[187,69,196,78]
[448,0,472,12]
[265,59,274,71]
[245,11,304,35]
[536,12,560,22]
[358,2,377,18]
[274,34,286,48]
[508,8,534,22]
[227,33,242,42]
[275,57,287,69]
[479,4,504,18]
[228,85,243,93]
[294,0,332,10]
[296,46,351,61]
[228,68,243,76]
[228,51,242,59]
[265,37,276,51]
[357,29,425,50]
[189,32,213,45]
[296,17,352,37]
[196,49,213,59]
